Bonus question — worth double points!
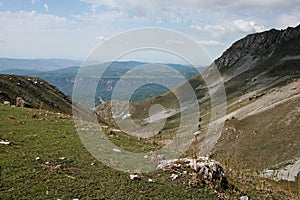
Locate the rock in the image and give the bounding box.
[170,173,179,181]
[0,140,12,145]
[8,115,15,120]
[148,178,154,182]
[157,157,228,189]
[129,174,140,180]
[240,195,250,200]
[113,148,121,153]
[35,157,41,161]
[3,101,10,106]
[0,138,12,146]
[193,131,200,137]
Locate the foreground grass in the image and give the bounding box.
[0,105,297,199]
[0,105,219,199]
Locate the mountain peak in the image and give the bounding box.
[215,24,300,70]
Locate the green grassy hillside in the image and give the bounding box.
[0,105,296,199]
[0,74,72,115]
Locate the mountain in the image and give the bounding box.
[95,25,300,173]
[0,58,80,71]
[1,61,204,103]
[215,25,300,96]
[0,74,72,115]
[1,26,299,199]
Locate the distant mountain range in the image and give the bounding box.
[0,58,81,71]
[0,61,204,104]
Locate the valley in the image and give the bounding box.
[0,25,300,199]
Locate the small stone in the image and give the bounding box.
[240,196,250,200]
[113,148,121,153]
[129,174,140,180]
[148,178,154,182]
[193,131,200,136]
[35,157,41,161]
[59,157,65,160]
[170,173,179,181]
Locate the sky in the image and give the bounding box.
[0,0,299,65]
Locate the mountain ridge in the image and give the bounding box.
[0,74,72,115]
[0,58,80,71]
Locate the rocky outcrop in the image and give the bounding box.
[208,24,300,97]
[157,157,228,189]
[215,25,300,70]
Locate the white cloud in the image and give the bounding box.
[197,40,225,46]
[0,11,67,25]
[0,0,298,61]
[132,15,150,23]
[72,11,126,23]
[223,0,299,9]
[191,24,226,33]
[44,4,49,12]
[80,0,299,13]
[0,11,68,29]
[277,9,300,29]
[165,39,185,45]
[96,35,108,41]
[0,11,84,58]
[233,19,265,33]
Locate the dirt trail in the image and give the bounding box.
[225,79,300,120]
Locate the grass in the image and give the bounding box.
[213,153,296,200]
[213,96,300,169]
[1,104,298,199]
[0,105,220,199]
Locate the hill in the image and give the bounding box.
[95,25,300,184]
[0,74,72,115]
[0,25,299,199]
[0,104,293,199]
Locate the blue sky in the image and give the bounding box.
[0,0,299,64]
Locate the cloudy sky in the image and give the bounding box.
[0,0,299,64]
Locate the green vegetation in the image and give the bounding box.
[0,105,220,199]
[1,104,297,199]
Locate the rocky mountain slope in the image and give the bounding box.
[97,25,300,121]
[216,24,300,96]
[0,74,72,115]
[95,25,300,178]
